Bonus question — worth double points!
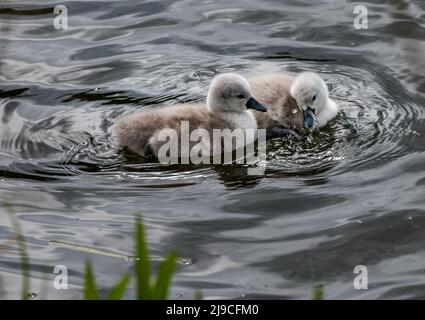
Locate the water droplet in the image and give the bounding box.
[115,172,129,181]
[27,292,37,299]
[178,258,193,265]
[408,216,413,220]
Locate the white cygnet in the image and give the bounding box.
[115,73,267,159]
[290,72,338,129]
[248,72,338,138]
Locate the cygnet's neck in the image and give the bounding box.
[315,98,338,128]
[220,108,257,131]
[207,94,257,131]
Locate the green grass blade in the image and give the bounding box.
[194,289,203,300]
[135,214,152,299]
[39,266,49,300]
[4,204,30,300]
[83,261,99,300]
[107,274,130,300]
[312,282,324,300]
[152,251,177,300]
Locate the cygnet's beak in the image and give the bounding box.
[303,106,317,129]
[246,97,267,112]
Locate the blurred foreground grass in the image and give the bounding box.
[5,205,176,300]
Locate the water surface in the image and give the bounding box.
[1,0,425,299]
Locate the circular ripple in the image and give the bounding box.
[265,68,425,177]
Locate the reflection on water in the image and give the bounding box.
[0,0,425,299]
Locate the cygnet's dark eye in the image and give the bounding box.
[237,94,245,99]
[312,94,317,102]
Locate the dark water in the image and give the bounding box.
[1,0,425,299]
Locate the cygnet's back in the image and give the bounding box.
[115,103,218,157]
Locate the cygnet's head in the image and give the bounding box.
[207,73,267,114]
[290,72,330,129]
